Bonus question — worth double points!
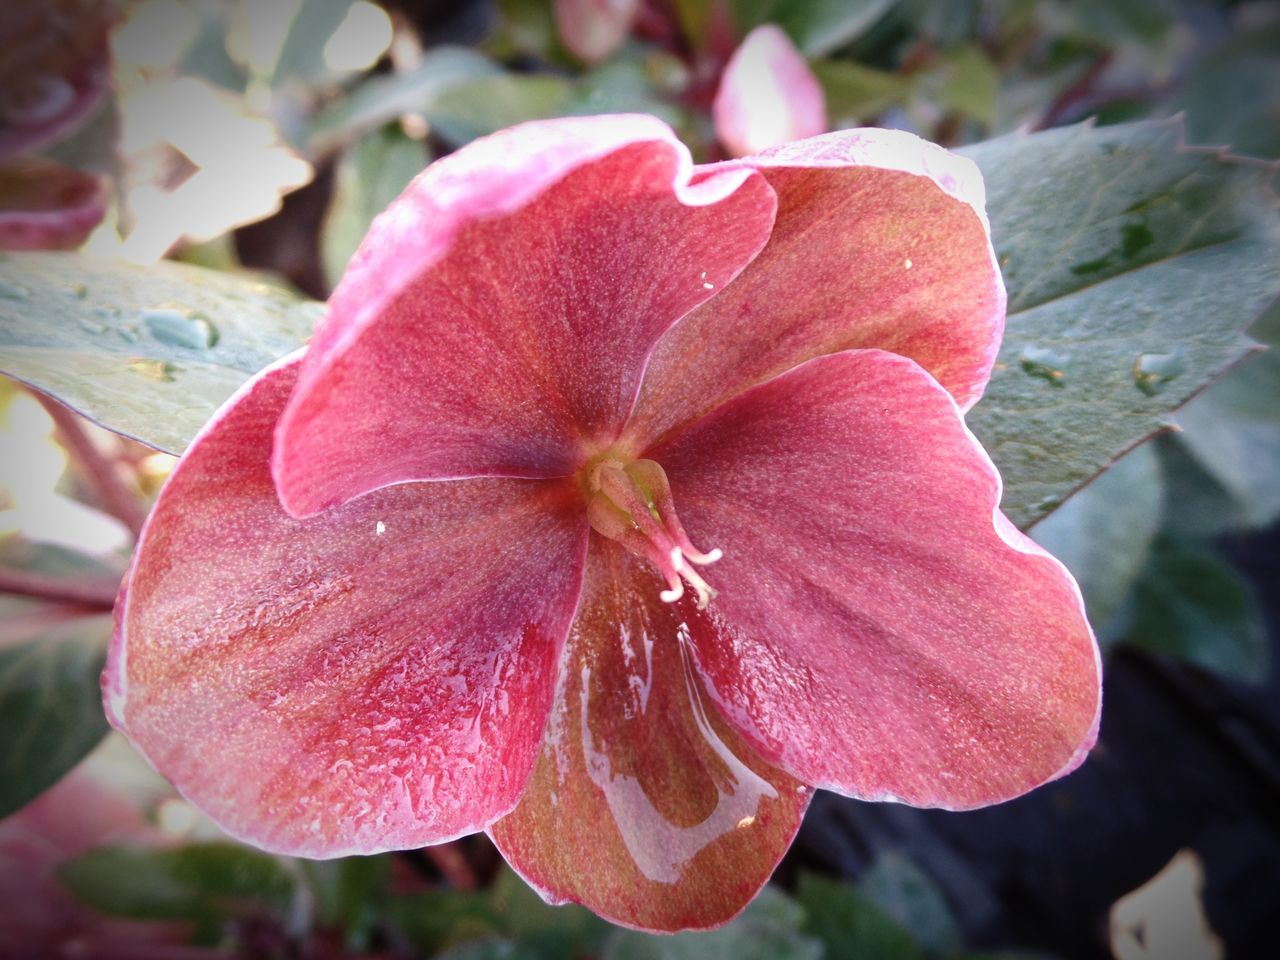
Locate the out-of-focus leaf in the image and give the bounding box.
[321,125,426,289]
[387,888,501,956]
[925,44,999,125]
[493,866,611,959]
[860,853,961,955]
[427,74,575,147]
[603,886,822,960]
[438,941,538,960]
[58,842,298,926]
[812,60,911,126]
[1116,535,1268,683]
[0,252,320,453]
[1174,303,1280,530]
[0,597,111,818]
[962,119,1279,529]
[795,873,921,960]
[1168,23,1280,161]
[729,0,894,57]
[1031,442,1163,631]
[302,855,390,949]
[1152,432,1244,538]
[308,46,500,155]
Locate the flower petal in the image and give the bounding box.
[555,0,640,64]
[627,127,1003,450]
[0,0,111,162]
[649,349,1100,809]
[274,114,777,517]
[107,354,589,857]
[489,539,810,932]
[0,159,106,250]
[713,24,827,158]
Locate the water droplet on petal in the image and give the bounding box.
[1133,348,1185,396]
[1020,346,1068,386]
[142,306,219,350]
[903,257,913,269]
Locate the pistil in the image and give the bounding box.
[585,457,722,609]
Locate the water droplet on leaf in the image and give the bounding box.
[128,358,178,382]
[0,280,30,300]
[142,306,219,350]
[1134,349,1185,396]
[1020,346,1068,386]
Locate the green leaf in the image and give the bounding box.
[812,60,912,127]
[308,47,501,156]
[860,853,960,956]
[925,44,999,125]
[58,842,298,924]
[0,598,111,818]
[387,889,501,955]
[961,119,1280,529]
[1030,442,1163,631]
[729,0,894,57]
[492,866,611,958]
[0,253,321,454]
[602,886,823,960]
[426,74,576,147]
[1173,302,1280,530]
[1167,23,1280,161]
[795,873,922,960]
[302,855,391,949]
[322,125,427,289]
[1115,535,1268,683]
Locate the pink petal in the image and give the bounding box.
[273,114,777,517]
[0,1,112,161]
[647,349,1100,809]
[106,354,590,857]
[489,539,810,933]
[555,0,640,64]
[713,25,827,158]
[0,159,106,250]
[627,126,1004,450]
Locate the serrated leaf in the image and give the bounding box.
[1113,535,1268,683]
[602,886,823,960]
[0,598,111,818]
[0,253,320,454]
[426,74,576,147]
[58,842,297,923]
[1030,442,1163,631]
[729,0,894,57]
[812,60,912,126]
[961,119,1280,529]
[860,853,960,955]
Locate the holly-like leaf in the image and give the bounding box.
[794,874,921,960]
[0,598,111,818]
[0,252,320,454]
[962,119,1280,529]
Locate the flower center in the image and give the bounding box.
[584,457,722,609]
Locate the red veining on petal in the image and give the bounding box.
[583,456,721,608]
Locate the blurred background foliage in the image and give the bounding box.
[1,0,1278,957]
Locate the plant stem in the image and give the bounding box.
[0,566,120,609]
[37,393,148,539]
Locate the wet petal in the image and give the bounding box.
[650,349,1100,809]
[0,159,106,250]
[628,127,1003,449]
[107,355,589,857]
[0,0,112,161]
[713,25,827,158]
[489,539,810,932]
[274,114,776,517]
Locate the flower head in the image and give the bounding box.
[105,114,1101,932]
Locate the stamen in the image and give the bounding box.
[585,457,723,609]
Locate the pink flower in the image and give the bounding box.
[105,114,1101,932]
[713,24,827,158]
[554,0,640,64]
